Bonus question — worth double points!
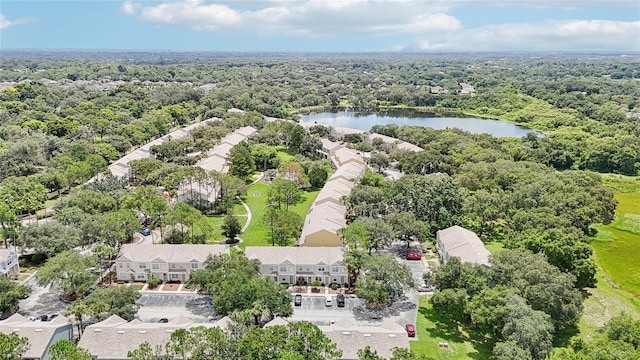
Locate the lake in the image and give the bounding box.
[299,109,540,138]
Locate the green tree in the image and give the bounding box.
[48,339,91,360]
[36,251,98,298]
[308,166,328,189]
[355,254,415,307]
[263,207,302,246]
[229,141,256,178]
[0,332,30,360]
[358,346,385,360]
[81,287,141,321]
[0,202,19,248]
[430,288,469,323]
[0,277,30,315]
[17,221,82,257]
[66,302,90,336]
[268,179,301,211]
[221,212,242,241]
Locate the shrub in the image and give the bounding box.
[331,283,340,290]
[311,280,322,287]
[147,274,160,289]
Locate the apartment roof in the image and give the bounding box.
[264,317,290,328]
[108,162,130,178]
[334,126,366,137]
[333,147,363,166]
[246,246,345,266]
[116,244,229,264]
[0,314,72,359]
[78,315,222,359]
[314,178,354,206]
[195,154,227,173]
[236,126,258,137]
[299,202,347,244]
[0,248,16,260]
[331,162,365,182]
[321,139,343,154]
[221,132,248,146]
[368,133,422,152]
[437,225,491,266]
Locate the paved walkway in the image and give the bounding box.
[238,172,263,233]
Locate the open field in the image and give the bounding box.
[239,181,320,248]
[591,174,640,299]
[411,297,492,360]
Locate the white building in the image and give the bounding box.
[115,244,229,283]
[0,248,19,278]
[245,246,348,286]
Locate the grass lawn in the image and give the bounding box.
[411,296,493,359]
[193,204,248,244]
[239,181,320,248]
[591,174,640,299]
[276,147,295,163]
[483,241,504,255]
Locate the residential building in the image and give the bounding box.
[299,160,364,247]
[459,82,476,94]
[436,225,491,266]
[263,317,410,360]
[114,244,229,283]
[0,248,19,278]
[0,314,73,360]
[367,133,423,152]
[319,318,410,360]
[78,315,228,360]
[245,246,348,286]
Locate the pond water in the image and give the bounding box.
[299,109,540,138]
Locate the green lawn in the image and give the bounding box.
[239,181,320,248]
[411,296,493,359]
[591,174,640,299]
[483,241,504,254]
[193,204,248,244]
[276,147,295,163]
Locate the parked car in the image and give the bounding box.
[406,252,422,260]
[325,296,333,307]
[140,227,152,236]
[158,318,169,323]
[294,294,302,306]
[405,324,416,337]
[336,294,345,307]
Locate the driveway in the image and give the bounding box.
[134,230,161,245]
[18,275,69,318]
[135,293,213,322]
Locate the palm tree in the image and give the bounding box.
[250,300,269,326]
[92,244,117,285]
[89,302,111,321]
[66,302,89,336]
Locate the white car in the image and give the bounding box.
[325,296,333,307]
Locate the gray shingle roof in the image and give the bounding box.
[437,225,491,266]
[245,246,345,266]
[78,315,222,359]
[116,244,229,264]
[0,314,73,359]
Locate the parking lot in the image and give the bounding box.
[18,275,69,319]
[136,293,213,322]
[289,294,364,325]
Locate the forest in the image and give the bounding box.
[0,51,639,360]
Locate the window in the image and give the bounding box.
[171,274,179,279]
[119,264,123,269]
[279,266,287,272]
[136,274,145,279]
[315,276,323,282]
[170,263,176,269]
[317,266,325,272]
[139,264,146,269]
[331,266,339,273]
[126,263,130,269]
[190,262,198,269]
[152,264,159,270]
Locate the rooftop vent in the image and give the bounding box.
[34,329,43,332]
[94,329,102,332]
[139,330,147,334]
[117,331,125,334]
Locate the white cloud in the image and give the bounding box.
[404,20,640,51]
[120,1,137,15]
[0,13,35,30]
[126,0,458,36]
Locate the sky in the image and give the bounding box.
[0,0,639,52]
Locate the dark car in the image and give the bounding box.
[294,294,302,306]
[406,324,416,337]
[336,294,345,307]
[140,227,152,236]
[158,318,169,323]
[406,252,422,260]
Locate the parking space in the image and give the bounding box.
[289,294,364,325]
[18,275,69,318]
[135,293,213,322]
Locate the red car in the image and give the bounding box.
[406,252,422,260]
[405,324,416,337]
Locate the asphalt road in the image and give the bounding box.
[18,275,69,318]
